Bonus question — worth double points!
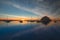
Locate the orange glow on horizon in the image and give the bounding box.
[0,16,60,21]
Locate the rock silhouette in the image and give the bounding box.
[40,16,51,25]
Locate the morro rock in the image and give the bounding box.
[40,16,51,25]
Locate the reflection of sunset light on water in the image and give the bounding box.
[10,21,28,24]
[8,21,39,25]
[10,21,21,24]
[0,21,28,26]
[0,19,60,27]
[0,21,35,26]
[7,21,29,26]
[0,21,59,27]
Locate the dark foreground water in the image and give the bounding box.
[0,21,60,40]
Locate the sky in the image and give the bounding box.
[0,0,60,19]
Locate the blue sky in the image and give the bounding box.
[0,0,60,18]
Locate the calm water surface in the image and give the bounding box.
[0,21,60,40]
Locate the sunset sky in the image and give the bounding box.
[0,0,60,19]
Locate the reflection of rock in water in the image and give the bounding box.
[54,20,57,23]
[40,16,51,25]
[19,21,23,23]
[36,21,41,23]
[4,20,11,23]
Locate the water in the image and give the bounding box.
[0,21,60,40]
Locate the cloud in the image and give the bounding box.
[2,0,60,18]
[4,1,50,17]
[0,14,27,18]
